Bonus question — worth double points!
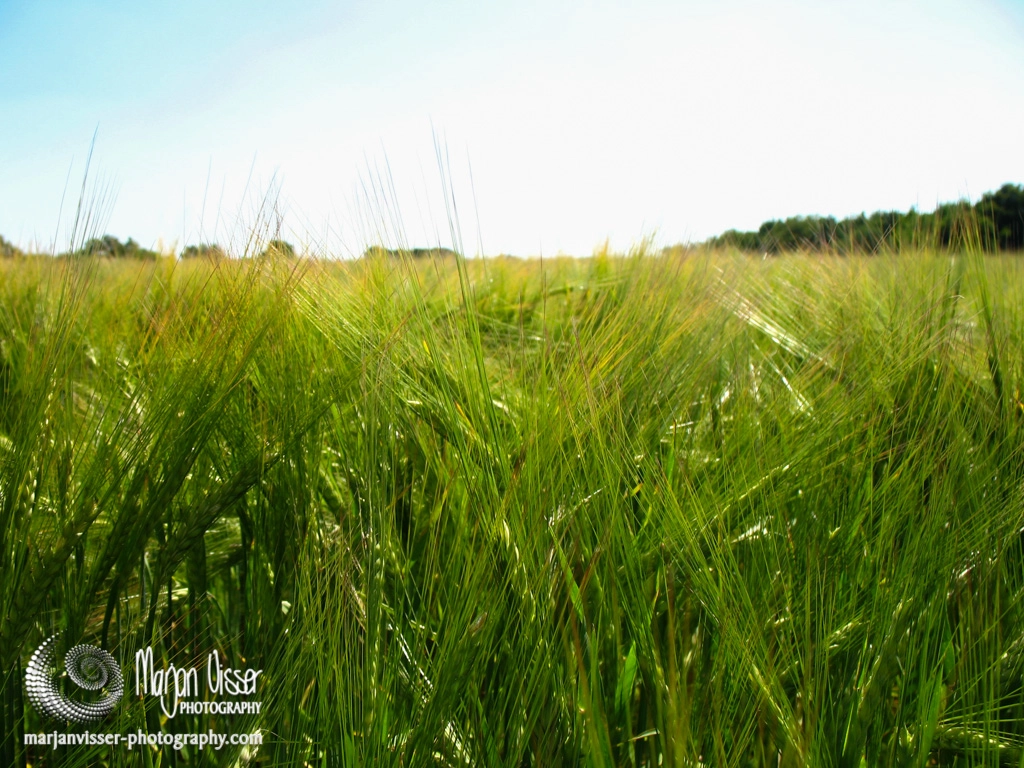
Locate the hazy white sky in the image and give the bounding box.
[1,0,1022,256]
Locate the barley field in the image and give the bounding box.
[1,245,1022,766]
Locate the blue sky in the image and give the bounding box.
[1,0,1022,256]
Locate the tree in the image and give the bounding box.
[976,183,1024,250]
[362,245,458,260]
[0,236,22,259]
[81,235,124,258]
[258,240,295,259]
[699,183,1023,254]
[708,229,760,251]
[78,235,157,260]
[180,243,226,261]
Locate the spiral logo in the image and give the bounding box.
[24,634,124,724]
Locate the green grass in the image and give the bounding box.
[0,245,1022,766]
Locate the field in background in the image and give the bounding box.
[0,246,1022,767]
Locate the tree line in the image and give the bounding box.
[0,237,452,260]
[0,237,296,260]
[2,184,1021,259]
[706,183,1024,253]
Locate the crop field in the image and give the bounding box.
[0,246,1023,766]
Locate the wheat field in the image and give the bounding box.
[0,245,1022,766]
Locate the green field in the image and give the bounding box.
[1,246,1023,766]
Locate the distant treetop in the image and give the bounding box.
[363,245,458,259]
[180,243,226,260]
[703,183,1024,254]
[62,235,160,260]
[258,240,296,259]
[0,235,23,259]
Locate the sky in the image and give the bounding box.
[1,0,1022,257]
